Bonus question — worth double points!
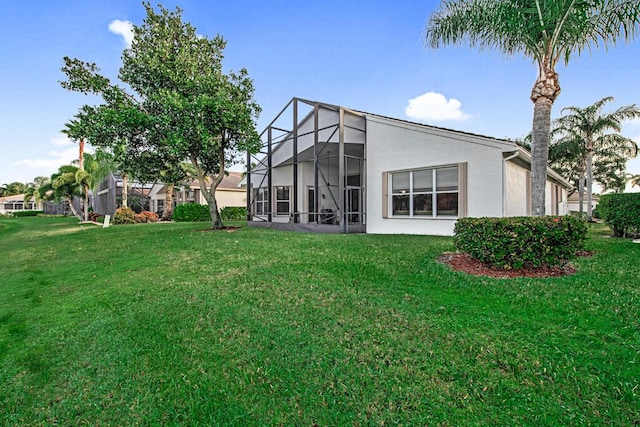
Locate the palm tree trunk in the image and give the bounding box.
[530,65,561,217]
[578,169,585,215]
[83,183,89,221]
[67,197,81,220]
[586,147,594,221]
[530,97,553,216]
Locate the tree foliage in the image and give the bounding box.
[425,0,640,216]
[60,3,261,228]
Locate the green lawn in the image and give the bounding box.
[1,216,638,425]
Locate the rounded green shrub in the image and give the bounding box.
[112,207,136,225]
[597,193,640,237]
[454,216,587,269]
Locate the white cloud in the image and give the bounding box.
[405,91,471,122]
[109,19,134,48]
[11,134,88,171]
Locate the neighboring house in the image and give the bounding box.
[149,172,246,213]
[0,194,36,215]
[0,194,78,216]
[566,192,599,214]
[93,172,152,215]
[246,98,571,236]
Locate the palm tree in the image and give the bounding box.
[44,165,84,219]
[425,0,640,216]
[0,181,27,197]
[23,176,50,210]
[553,97,640,220]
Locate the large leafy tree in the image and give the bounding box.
[60,3,261,228]
[425,0,640,216]
[552,97,639,220]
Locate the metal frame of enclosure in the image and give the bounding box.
[246,98,366,233]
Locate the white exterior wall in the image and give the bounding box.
[504,161,529,216]
[365,116,514,236]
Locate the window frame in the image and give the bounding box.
[273,185,291,216]
[254,187,268,216]
[388,165,464,219]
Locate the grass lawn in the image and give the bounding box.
[1,216,638,425]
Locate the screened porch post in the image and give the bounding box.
[245,150,251,221]
[267,127,273,222]
[292,99,299,223]
[338,107,346,233]
[314,103,319,224]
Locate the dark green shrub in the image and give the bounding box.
[13,210,43,217]
[112,207,136,225]
[173,203,210,222]
[597,193,640,237]
[454,216,587,269]
[220,206,247,221]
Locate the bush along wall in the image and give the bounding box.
[597,193,640,238]
[454,216,587,270]
[12,210,44,217]
[220,206,247,221]
[173,203,210,222]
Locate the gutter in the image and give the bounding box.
[502,150,520,216]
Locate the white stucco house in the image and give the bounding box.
[246,98,570,235]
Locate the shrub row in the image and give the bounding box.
[454,216,587,269]
[220,206,247,221]
[13,210,43,217]
[597,193,640,237]
[173,203,210,222]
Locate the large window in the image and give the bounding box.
[274,186,290,215]
[254,187,268,215]
[390,166,460,217]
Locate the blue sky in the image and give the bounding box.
[1,0,639,189]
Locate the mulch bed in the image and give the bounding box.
[437,251,593,279]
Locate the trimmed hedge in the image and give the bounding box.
[220,206,247,221]
[112,207,136,225]
[173,203,210,222]
[454,216,587,269]
[597,193,640,237]
[13,210,43,217]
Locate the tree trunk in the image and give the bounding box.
[67,197,81,220]
[585,146,594,222]
[190,144,225,229]
[122,173,128,208]
[530,64,561,217]
[162,183,174,220]
[83,183,89,222]
[578,169,585,215]
[79,137,88,221]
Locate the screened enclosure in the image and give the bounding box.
[246,98,366,233]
